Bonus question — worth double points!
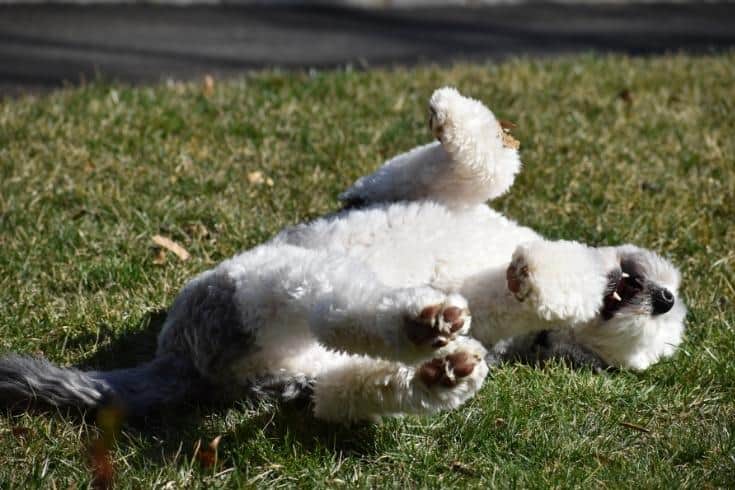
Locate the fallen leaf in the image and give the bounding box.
[152,248,167,265]
[499,119,517,130]
[12,427,31,440]
[194,435,223,469]
[152,235,190,262]
[247,171,265,185]
[502,132,520,150]
[620,421,651,433]
[618,88,633,105]
[89,438,114,490]
[203,75,215,97]
[449,460,476,476]
[185,223,210,240]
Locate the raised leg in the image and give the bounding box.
[310,286,471,364]
[505,240,613,324]
[312,336,488,423]
[339,87,522,208]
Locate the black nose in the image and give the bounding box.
[652,288,675,315]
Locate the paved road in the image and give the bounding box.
[1,3,734,95]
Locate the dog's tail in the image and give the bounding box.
[0,353,204,416]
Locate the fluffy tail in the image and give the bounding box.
[0,353,203,416]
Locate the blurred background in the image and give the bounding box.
[1,0,734,97]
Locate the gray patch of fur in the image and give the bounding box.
[242,374,315,406]
[158,270,258,381]
[486,330,611,373]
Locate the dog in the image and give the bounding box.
[0,88,686,423]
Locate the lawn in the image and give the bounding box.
[0,53,733,488]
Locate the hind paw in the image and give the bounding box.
[404,298,470,350]
[418,351,481,388]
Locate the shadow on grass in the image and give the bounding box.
[48,309,384,466]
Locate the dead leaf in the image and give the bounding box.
[449,460,476,476]
[502,132,520,150]
[620,421,651,433]
[152,248,167,265]
[203,75,215,97]
[194,435,223,469]
[499,119,517,130]
[185,223,210,240]
[618,88,633,105]
[152,235,190,262]
[89,438,114,490]
[97,405,126,444]
[247,171,265,185]
[12,426,31,440]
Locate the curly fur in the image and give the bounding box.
[0,88,686,423]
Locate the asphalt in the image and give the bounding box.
[1,3,734,96]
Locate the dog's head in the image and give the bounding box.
[575,244,686,370]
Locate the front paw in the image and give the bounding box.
[507,240,610,323]
[404,297,471,349]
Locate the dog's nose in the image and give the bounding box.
[652,287,675,315]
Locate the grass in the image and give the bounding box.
[1,53,734,488]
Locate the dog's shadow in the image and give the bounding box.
[60,309,383,465]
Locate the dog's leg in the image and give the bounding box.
[505,240,614,324]
[309,286,472,364]
[312,336,488,422]
[339,87,521,208]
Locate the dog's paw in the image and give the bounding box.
[507,240,611,323]
[506,253,532,302]
[404,298,471,349]
[417,351,481,388]
[428,87,461,141]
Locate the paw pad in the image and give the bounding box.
[418,352,478,388]
[405,304,468,349]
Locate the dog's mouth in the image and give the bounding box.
[600,259,675,320]
[601,269,643,320]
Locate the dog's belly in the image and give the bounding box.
[273,201,539,288]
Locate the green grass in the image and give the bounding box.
[1,53,734,488]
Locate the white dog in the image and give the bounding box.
[0,88,686,423]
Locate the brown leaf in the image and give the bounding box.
[620,421,650,433]
[247,171,265,185]
[11,427,31,440]
[502,132,520,150]
[449,460,476,476]
[499,119,517,130]
[152,248,167,265]
[185,223,210,240]
[194,435,223,469]
[89,438,114,490]
[202,75,215,97]
[618,88,633,105]
[152,235,190,262]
